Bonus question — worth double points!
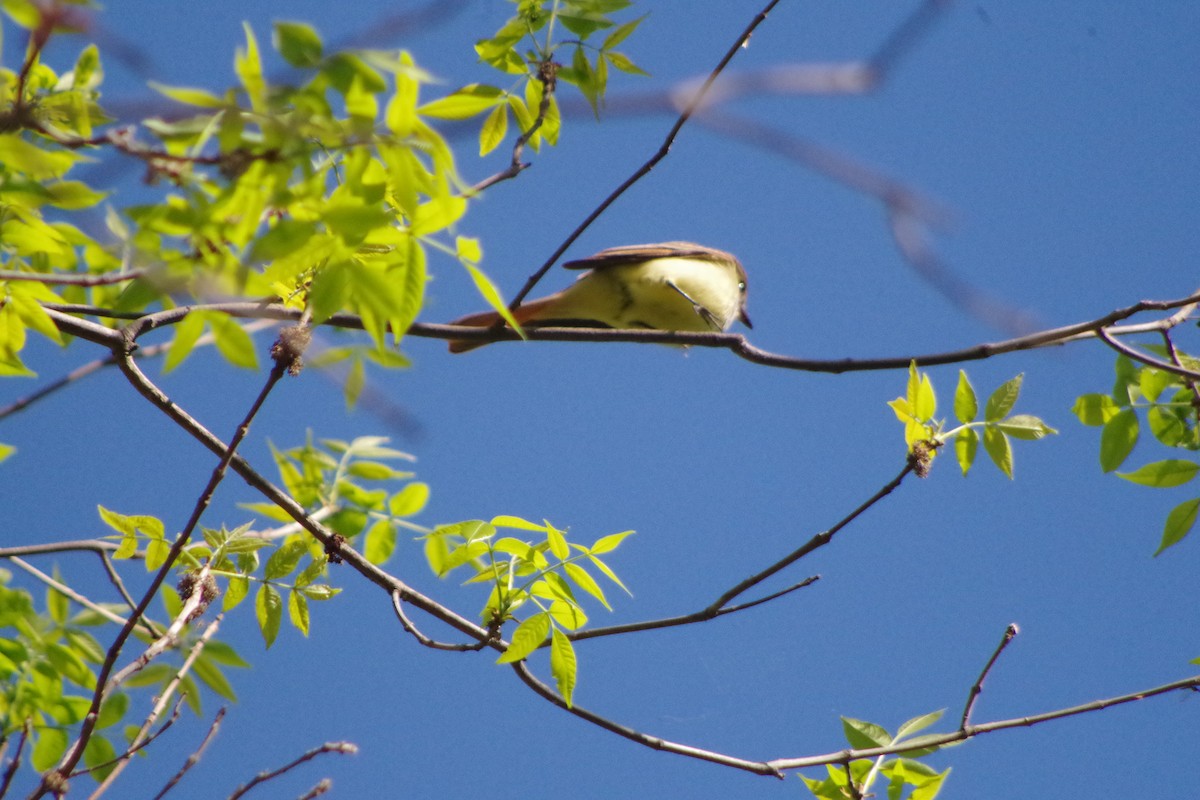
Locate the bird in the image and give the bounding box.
[446,241,752,353]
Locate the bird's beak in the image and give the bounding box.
[739,308,753,329]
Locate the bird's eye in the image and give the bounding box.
[738,281,746,291]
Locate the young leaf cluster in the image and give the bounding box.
[889,364,1056,478]
[800,712,952,800]
[1073,353,1200,555]
[423,517,633,706]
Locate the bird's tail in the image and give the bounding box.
[446,298,554,354]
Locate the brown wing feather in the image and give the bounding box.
[562,241,736,270]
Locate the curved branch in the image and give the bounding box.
[1097,327,1200,381]
[509,660,784,778]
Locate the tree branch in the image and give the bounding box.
[570,463,911,643]
[509,660,784,778]
[768,673,1200,773]
[1097,327,1200,381]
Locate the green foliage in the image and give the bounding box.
[799,712,952,800]
[424,516,633,707]
[0,566,246,783]
[890,365,1056,478]
[1073,353,1200,554]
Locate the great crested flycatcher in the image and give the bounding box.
[446,241,752,353]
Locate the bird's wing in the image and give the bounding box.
[562,241,735,270]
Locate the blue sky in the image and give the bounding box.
[4,1,1200,798]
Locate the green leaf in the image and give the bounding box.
[546,526,569,560]
[288,590,310,636]
[896,709,945,740]
[148,82,226,108]
[96,692,129,730]
[564,562,610,610]
[1072,393,1119,426]
[205,312,259,370]
[496,612,550,664]
[389,482,430,516]
[549,628,577,707]
[954,371,977,423]
[47,568,68,624]
[479,102,508,156]
[983,426,1013,478]
[264,540,308,580]
[1099,408,1139,472]
[1138,368,1175,403]
[418,84,504,120]
[364,519,397,564]
[224,575,249,611]
[162,311,205,373]
[954,427,977,476]
[462,261,523,334]
[31,727,68,771]
[0,134,80,179]
[842,717,891,749]
[83,734,118,781]
[602,50,649,76]
[1117,459,1199,488]
[191,656,238,701]
[1156,497,1199,556]
[914,372,936,421]
[602,14,646,50]
[1147,405,1188,447]
[256,583,283,648]
[589,529,634,554]
[984,374,1023,422]
[995,414,1057,440]
[235,22,267,112]
[491,515,547,532]
[274,21,323,68]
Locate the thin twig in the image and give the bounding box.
[225,742,357,800]
[1097,328,1200,381]
[0,721,30,798]
[295,779,332,800]
[717,576,820,615]
[509,661,785,777]
[506,0,786,310]
[0,269,145,286]
[8,557,128,626]
[960,623,1019,729]
[0,318,277,422]
[570,464,910,643]
[390,590,491,651]
[842,757,865,800]
[72,698,184,783]
[768,673,1200,773]
[1160,329,1200,407]
[147,708,227,800]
